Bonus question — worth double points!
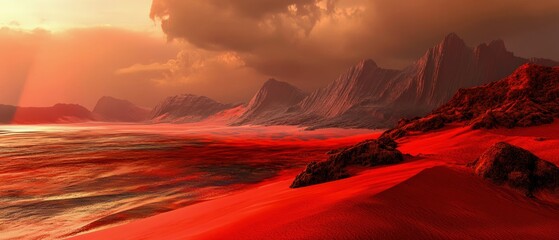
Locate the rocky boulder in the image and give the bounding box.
[291,139,404,188]
[469,142,559,196]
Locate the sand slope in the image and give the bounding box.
[73,122,559,240]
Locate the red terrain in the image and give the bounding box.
[73,64,559,239]
[73,122,559,240]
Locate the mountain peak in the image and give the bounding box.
[152,93,232,122]
[176,93,202,98]
[441,32,466,46]
[263,78,283,86]
[98,96,119,101]
[488,39,506,51]
[474,38,511,57]
[95,96,134,108]
[260,79,302,92]
[420,33,469,61]
[357,59,378,69]
[236,78,306,124]
[93,96,150,122]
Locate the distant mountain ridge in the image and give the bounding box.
[0,104,94,124]
[234,79,307,125]
[151,94,236,123]
[254,33,558,129]
[298,59,400,118]
[2,33,557,128]
[93,96,150,122]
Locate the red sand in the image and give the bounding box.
[73,122,559,240]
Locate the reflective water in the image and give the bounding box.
[0,124,374,239]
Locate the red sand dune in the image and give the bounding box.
[74,122,559,240]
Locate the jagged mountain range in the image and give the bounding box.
[151,94,237,123]
[230,33,558,129]
[1,33,557,128]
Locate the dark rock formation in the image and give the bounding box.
[0,104,94,124]
[92,96,150,122]
[151,94,235,122]
[382,64,559,139]
[469,142,559,196]
[234,79,307,125]
[291,139,404,188]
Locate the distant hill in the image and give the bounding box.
[92,96,150,122]
[234,79,307,125]
[151,94,235,123]
[0,104,94,124]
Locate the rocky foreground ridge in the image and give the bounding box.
[382,64,559,139]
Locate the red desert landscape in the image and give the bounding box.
[1,1,559,240]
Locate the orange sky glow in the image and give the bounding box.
[1,0,558,109]
[0,0,156,32]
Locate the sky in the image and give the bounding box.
[0,0,156,32]
[1,0,558,108]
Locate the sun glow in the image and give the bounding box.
[0,125,98,133]
[0,0,155,31]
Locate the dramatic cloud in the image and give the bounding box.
[3,1,558,108]
[117,47,267,104]
[150,0,559,94]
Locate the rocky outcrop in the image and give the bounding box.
[382,64,559,139]
[470,142,559,196]
[151,94,235,123]
[291,139,404,188]
[441,64,559,129]
[0,104,94,124]
[92,96,150,122]
[234,79,306,125]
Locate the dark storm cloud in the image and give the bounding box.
[150,0,326,51]
[150,0,559,93]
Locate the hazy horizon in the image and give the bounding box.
[1,0,558,109]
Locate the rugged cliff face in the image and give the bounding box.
[382,64,559,139]
[0,104,94,124]
[151,94,235,123]
[92,96,150,122]
[234,79,307,125]
[366,34,531,122]
[298,59,401,118]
